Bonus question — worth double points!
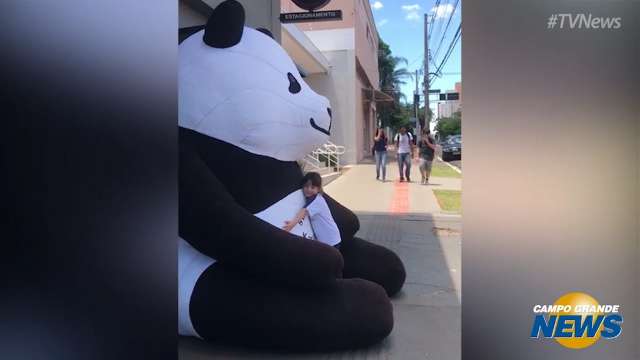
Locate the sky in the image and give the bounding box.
[369,0,461,113]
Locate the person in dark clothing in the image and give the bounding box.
[372,128,388,181]
[418,129,437,184]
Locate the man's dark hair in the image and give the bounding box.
[301,172,323,189]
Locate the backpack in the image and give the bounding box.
[394,132,412,144]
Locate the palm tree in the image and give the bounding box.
[378,39,412,128]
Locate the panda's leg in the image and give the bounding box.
[339,237,406,297]
[321,194,406,296]
[189,263,393,351]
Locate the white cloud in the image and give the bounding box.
[431,3,455,19]
[406,12,420,21]
[401,4,420,12]
[401,4,421,22]
[377,19,389,27]
[371,1,384,10]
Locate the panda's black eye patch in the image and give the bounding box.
[287,72,301,94]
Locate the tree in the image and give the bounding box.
[377,39,412,129]
[435,110,461,139]
[416,106,434,128]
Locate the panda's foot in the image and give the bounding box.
[340,237,406,296]
[189,263,393,351]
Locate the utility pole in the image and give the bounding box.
[423,13,429,139]
[414,69,419,121]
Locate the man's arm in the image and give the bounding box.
[426,136,436,150]
[410,134,416,156]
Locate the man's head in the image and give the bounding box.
[399,127,406,134]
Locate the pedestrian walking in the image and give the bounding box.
[373,128,388,181]
[418,129,437,184]
[394,126,414,182]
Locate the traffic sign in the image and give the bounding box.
[439,92,459,101]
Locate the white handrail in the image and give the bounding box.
[302,140,344,172]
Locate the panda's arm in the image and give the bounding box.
[179,144,343,288]
[321,193,360,239]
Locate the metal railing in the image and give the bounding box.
[301,141,345,173]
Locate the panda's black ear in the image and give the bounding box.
[203,0,245,48]
[256,28,274,40]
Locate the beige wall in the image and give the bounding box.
[180,0,282,42]
[353,0,379,89]
[179,1,208,27]
[304,50,358,164]
[355,64,377,161]
[281,0,379,89]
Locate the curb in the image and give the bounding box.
[437,156,462,174]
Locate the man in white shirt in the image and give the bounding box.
[394,127,415,182]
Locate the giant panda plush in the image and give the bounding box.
[179,0,405,351]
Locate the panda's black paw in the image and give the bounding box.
[340,237,406,296]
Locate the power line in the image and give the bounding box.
[427,0,442,43]
[430,24,461,86]
[429,0,449,50]
[431,0,460,65]
[431,32,460,87]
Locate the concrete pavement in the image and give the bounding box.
[329,160,461,215]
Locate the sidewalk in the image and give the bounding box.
[179,154,462,360]
[335,151,461,216]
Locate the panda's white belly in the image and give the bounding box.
[178,189,315,338]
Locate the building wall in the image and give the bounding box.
[180,0,282,42]
[281,0,378,89]
[279,0,381,164]
[179,1,208,27]
[302,28,355,52]
[353,0,379,89]
[438,100,461,118]
[455,81,462,101]
[304,50,358,164]
[355,60,377,161]
[281,0,355,30]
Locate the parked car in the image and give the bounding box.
[441,135,461,161]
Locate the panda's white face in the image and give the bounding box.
[179,27,331,161]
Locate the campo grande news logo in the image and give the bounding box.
[530,292,623,349]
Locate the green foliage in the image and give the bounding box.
[435,110,461,139]
[416,106,434,128]
[433,189,462,213]
[377,38,412,129]
[430,162,461,178]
